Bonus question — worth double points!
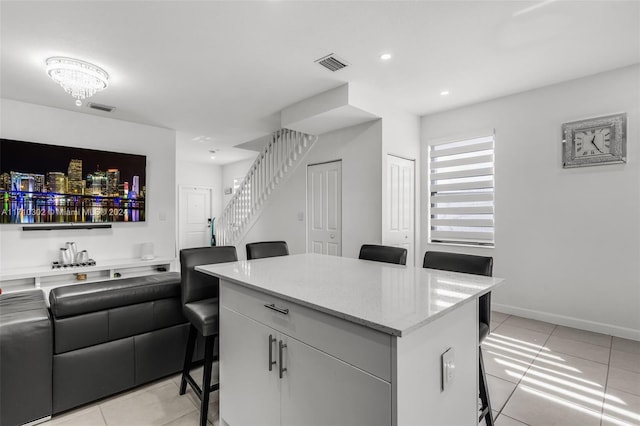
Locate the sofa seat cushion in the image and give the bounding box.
[49,272,181,319]
[184,298,218,337]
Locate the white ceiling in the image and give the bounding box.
[1,1,638,165]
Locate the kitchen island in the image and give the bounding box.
[196,253,504,426]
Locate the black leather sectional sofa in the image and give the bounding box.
[0,272,197,426]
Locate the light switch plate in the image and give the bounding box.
[441,347,455,392]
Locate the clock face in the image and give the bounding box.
[574,127,612,157]
[562,113,626,168]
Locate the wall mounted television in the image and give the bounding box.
[0,139,146,224]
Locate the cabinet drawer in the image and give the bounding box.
[220,281,392,382]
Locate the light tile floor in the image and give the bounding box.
[483,312,640,426]
[41,366,219,426]
[41,313,640,426]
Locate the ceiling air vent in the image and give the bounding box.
[315,54,349,72]
[88,102,115,112]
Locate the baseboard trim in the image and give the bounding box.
[23,415,52,426]
[493,303,640,341]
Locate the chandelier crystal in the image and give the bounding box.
[46,57,109,106]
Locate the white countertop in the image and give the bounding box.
[196,253,504,337]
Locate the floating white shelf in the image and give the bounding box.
[0,257,176,295]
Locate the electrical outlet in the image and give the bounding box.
[441,347,455,392]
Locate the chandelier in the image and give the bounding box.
[46,57,109,106]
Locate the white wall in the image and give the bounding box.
[240,120,383,260]
[221,158,255,208]
[421,65,640,339]
[0,99,177,269]
[351,85,422,265]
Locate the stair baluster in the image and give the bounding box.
[216,129,318,246]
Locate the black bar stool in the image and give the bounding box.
[245,240,289,260]
[358,244,407,265]
[179,246,237,426]
[423,251,494,426]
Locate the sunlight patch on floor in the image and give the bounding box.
[602,399,640,424]
[489,333,549,351]
[515,374,606,408]
[520,385,603,419]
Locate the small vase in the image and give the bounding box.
[65,242,77,262]
[59,248,73,265]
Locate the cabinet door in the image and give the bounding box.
[220,307,280,426]
[280,336,392,426]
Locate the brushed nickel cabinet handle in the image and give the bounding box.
[264,303,289,315]
[279,340,287,379]
[268,334,277,371]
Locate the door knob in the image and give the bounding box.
[330,234,335,239]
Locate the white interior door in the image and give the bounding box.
[178,185,212,250]
[384,155,415,266]
[307,161,342,256]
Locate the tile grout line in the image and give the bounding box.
[550,325,616,353]
[159,409,199,426]
[599,336,614,426]
[98,404,109,426]
[487,312,510,423]
[542,329,613,366]
[498,323,558,426]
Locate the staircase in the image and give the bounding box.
[215,128,318,246]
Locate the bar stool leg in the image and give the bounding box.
[200,335,215,426]
[180,325,197,396]
[479,348,494,426]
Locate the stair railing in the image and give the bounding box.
[215,128,317,246]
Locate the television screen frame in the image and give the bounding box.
[0,138,147,225]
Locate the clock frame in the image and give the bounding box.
[562,113,627,168]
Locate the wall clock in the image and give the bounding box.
[562,113,627,168]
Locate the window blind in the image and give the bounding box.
[428,135,495,247]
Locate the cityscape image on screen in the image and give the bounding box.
[0,139,146,224]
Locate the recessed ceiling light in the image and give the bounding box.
[380,53,392,61]
[440,90,450,96]
[192,135,214,143]
[210,156,216,160]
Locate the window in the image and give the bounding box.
[428,134,495,247]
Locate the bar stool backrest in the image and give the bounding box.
[358,244,407,265]
[179,246,238,304]
[245,241,289,260]
[423,251,493,329]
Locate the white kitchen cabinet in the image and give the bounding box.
[220,306,280,426]
[280,334,391,426]
[200,254,503,425]
[220,286,392,426]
